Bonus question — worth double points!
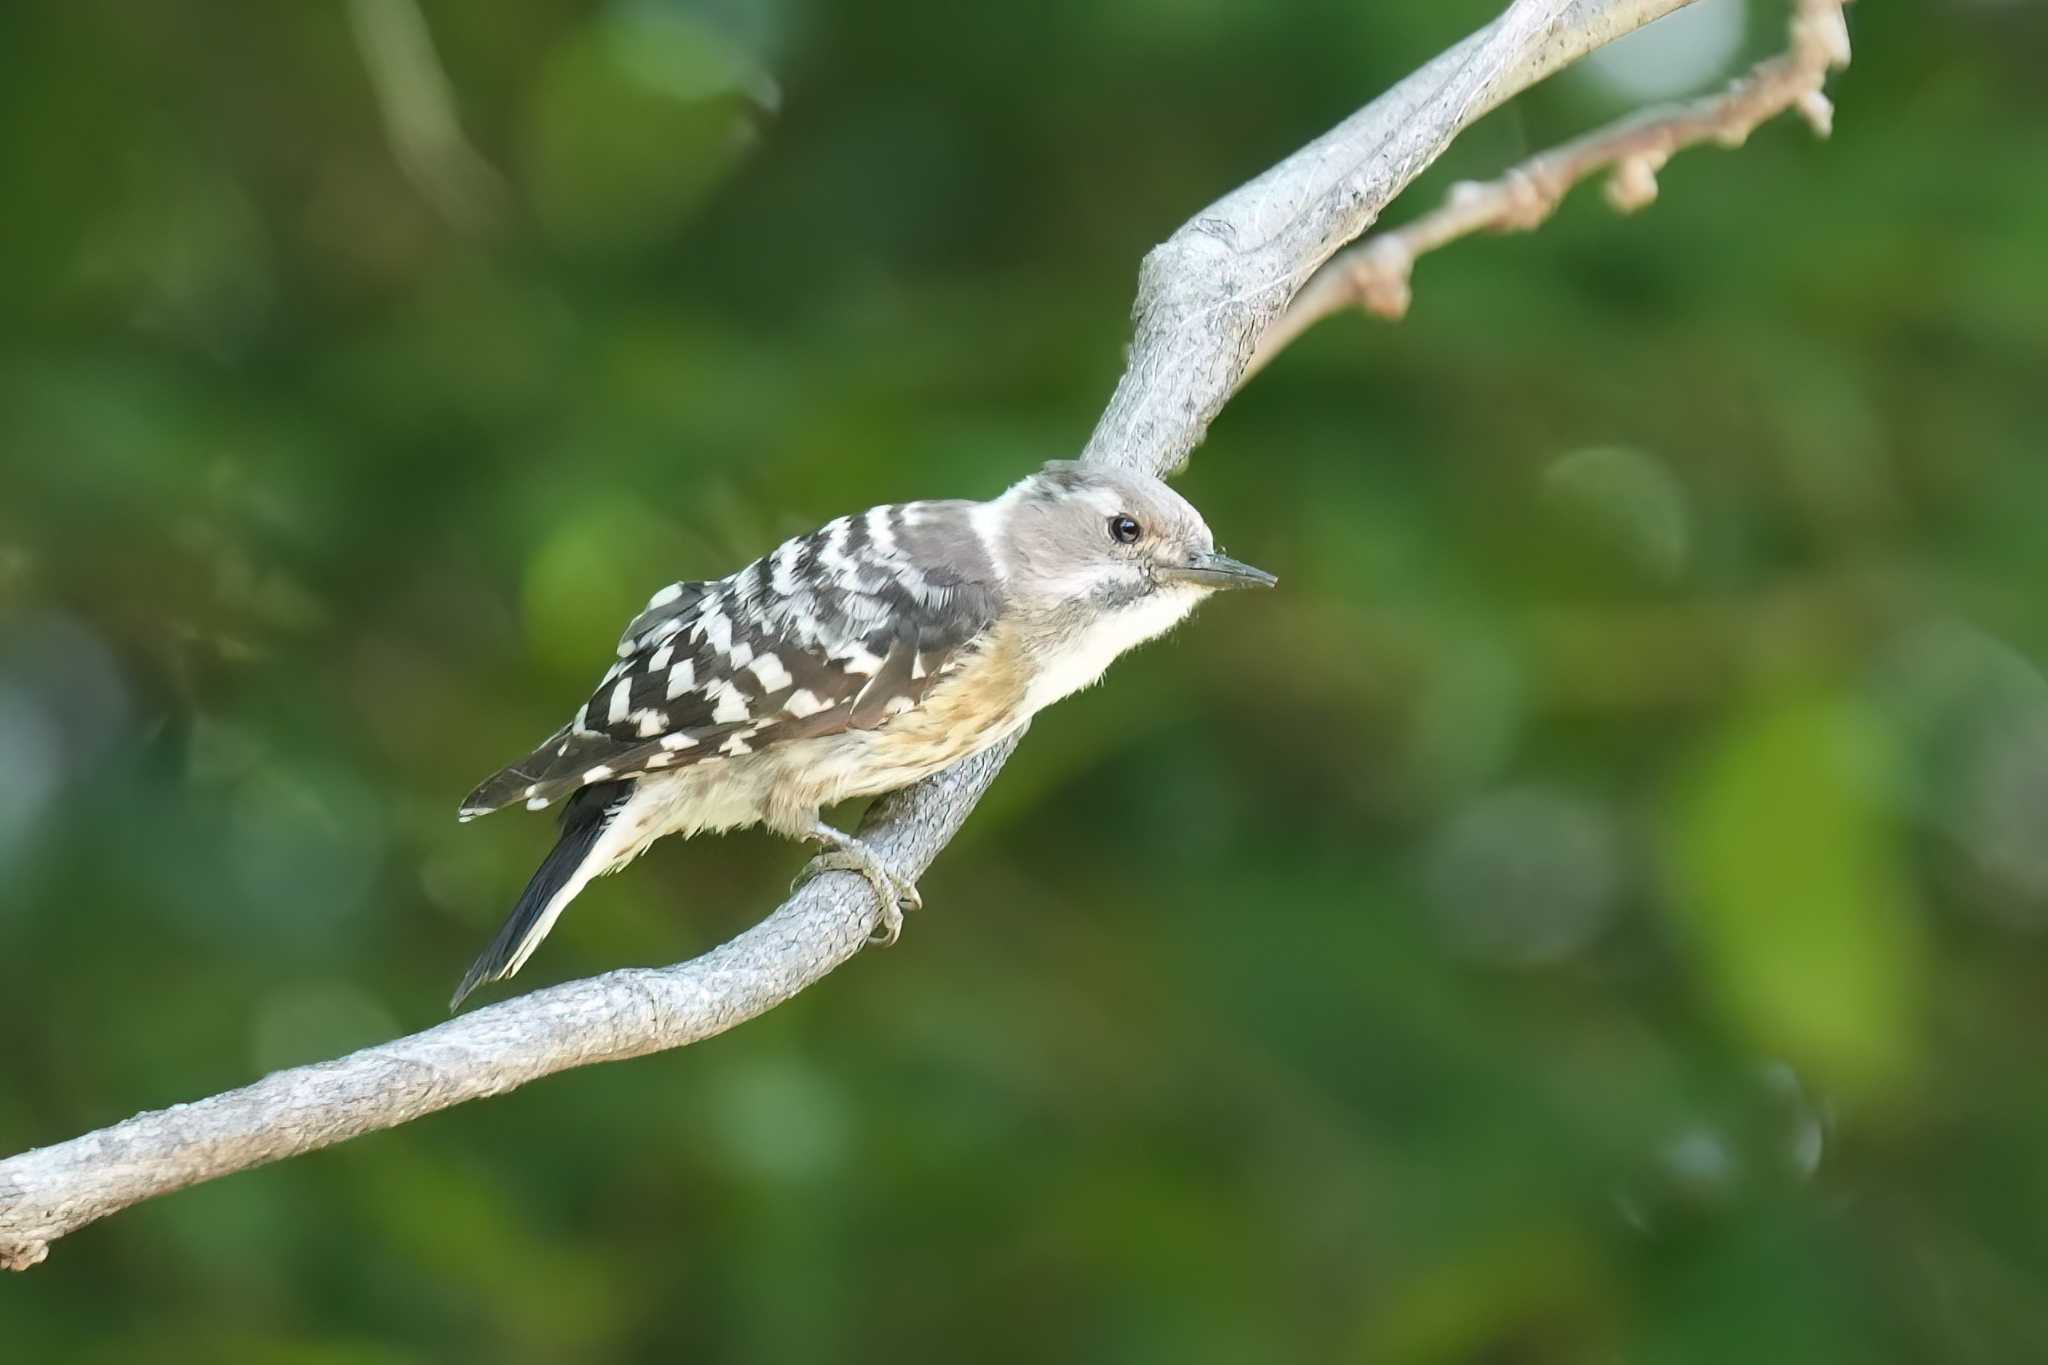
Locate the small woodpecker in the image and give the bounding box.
[451,460,1275,1009]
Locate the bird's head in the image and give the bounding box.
[991,461,1275,619]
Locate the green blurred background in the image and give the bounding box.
[4,0,2047,1359]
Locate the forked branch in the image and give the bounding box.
[1244,0,1852,381]
[1,0,1837,1271]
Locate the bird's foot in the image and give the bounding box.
[795,824,923,945]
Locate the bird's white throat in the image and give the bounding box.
[1021,584,1204,714]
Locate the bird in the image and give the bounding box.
[450,460,1275,1010]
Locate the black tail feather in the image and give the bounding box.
[450,781,630,1012]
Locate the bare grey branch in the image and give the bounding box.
[2,0,1760,1272]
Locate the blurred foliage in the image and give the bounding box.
[4,0,2048,1360]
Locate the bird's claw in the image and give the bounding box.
[794,839,922,946]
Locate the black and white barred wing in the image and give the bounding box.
[459,503,999,819]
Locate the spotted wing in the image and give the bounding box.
[459,504,1000,819]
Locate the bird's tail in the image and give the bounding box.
[450,781,631,1012]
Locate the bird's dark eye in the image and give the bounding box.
[1108,514,1141,544]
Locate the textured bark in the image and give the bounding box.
[3,0,1731,1271]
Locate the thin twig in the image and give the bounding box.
[348,0,508,232]
[1242,0,1851,384]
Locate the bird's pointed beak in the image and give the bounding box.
[1160,550,1278,591]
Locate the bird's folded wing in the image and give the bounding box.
[460,508,1001,819]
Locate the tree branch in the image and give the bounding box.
[347,0,508,232]
[3,0,1772,1271]
[1243,0,1852,382]
[0,739,1018,1271]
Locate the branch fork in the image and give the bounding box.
[3,0,1848,1270]
[1245,0,1850,379]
